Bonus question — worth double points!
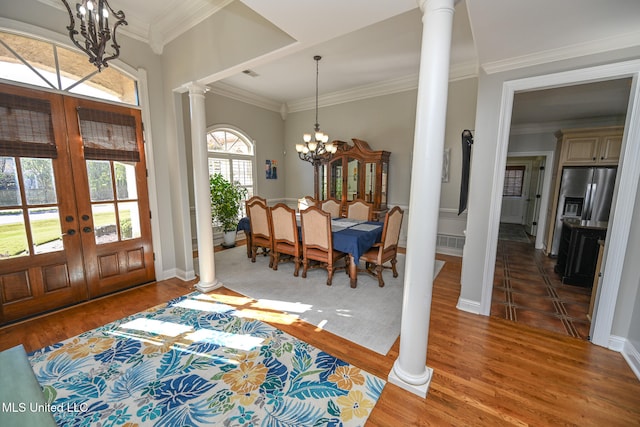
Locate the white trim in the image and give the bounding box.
[456,298,481,314]
[622,338,640,381]
[207,81,282,113]
[608,335,626,352]
[484,60,640,350]
[211,69,479,114]
[173,268,197,282]
[136,68,164,281]
[482,30,640,75]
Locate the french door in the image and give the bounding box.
[0,83,154,324]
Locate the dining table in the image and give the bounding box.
[238,215,384,288]
[330,218,384,288]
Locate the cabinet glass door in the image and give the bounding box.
[381,161,388,206]
[347,158,359,201]
[330,160,342,199]
[365,162,376,203]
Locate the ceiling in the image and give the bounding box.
[84,0,640,126]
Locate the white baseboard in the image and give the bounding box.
[173,268,196,281]
[608,334,626,352]
[456,297,481,314]
[622,339,640,381]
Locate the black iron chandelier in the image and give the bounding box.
[61,0,127,71]
[295,55,337,165]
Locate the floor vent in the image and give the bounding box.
[436,234,465,255]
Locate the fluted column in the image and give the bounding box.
[388,0,456,397]
[186,82,220,292]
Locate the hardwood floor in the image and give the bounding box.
[1,250,639,425]
[492,236,594,339]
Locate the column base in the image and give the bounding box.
[388,362,433,398]
[195,279,222,293]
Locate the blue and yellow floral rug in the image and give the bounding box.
[28,292,385,426]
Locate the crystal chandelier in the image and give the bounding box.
[296,55,337,165]
[61,0,128,71]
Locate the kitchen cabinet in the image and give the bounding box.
[314,138,390,220]
[544,126,622,255]
[557,126,623,166]
[554,218,607,287]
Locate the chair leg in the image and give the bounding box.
[272,251,279,270]
[375,265,385,287]
[302,258,308,278]
[268,251,274,268]
[293,257,300,277]
[391,257,399,278]
[327,265,334,286]
[251,246,257,262]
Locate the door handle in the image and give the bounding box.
[82,226,93,233]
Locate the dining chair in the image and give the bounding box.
[300,207,348,286]
[359,206,404,287]
[270,203,302,276]
[320,198,342,218]
[246,197,273,267]
[346,198,373,221]
[298,196,318,212]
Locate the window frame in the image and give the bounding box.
[503,165,526,197]
[206,125,257,219]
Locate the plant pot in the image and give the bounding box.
[222,230,237,248]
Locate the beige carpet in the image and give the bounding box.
[213,246,445,355]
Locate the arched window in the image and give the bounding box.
[207,127,255,217]
[0,31,138,105]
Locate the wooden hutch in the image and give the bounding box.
[314,138,390,221]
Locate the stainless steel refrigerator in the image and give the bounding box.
[550,166,617,256]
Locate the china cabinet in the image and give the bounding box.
[314,138,390,221]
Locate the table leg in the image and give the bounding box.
[349,254,357,288]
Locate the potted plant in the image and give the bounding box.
[209,173,247,247]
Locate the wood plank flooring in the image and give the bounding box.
[1,250,639,425]
[492,237,593,339]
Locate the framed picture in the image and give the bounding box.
[265,160,278,179]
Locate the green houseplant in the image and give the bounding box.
[209,173,247,247]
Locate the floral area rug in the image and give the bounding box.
[28,292,385,426]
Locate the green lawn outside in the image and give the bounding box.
[0,210,133,258]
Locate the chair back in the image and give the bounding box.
[245,195,267,206]
[346,199,373,221]
[298,196,318,212]
[320,198,342,218]
[300,206,331,252]
[246,197,271,239]
[381,206,404,251]
[271,203,298,245]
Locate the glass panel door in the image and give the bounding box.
[347,158,359,201]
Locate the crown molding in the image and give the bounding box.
[287,74,419,113]
[150,0,234,55]
[207,81,283,112]
[482,30,640,75]
[210,63,480,115]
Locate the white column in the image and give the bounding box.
[388,0,456,397]
[186,82,221,292]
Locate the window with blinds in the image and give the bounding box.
[503,165,526,197]
[77,108,139,162]
[207,128,255,219]
[0,94,56,158]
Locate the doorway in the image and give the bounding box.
[482,62,640,348]
[0,83,155,324]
